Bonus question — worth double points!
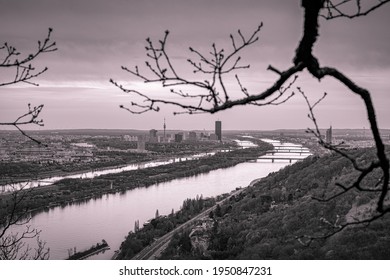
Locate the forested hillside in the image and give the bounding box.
[161,148,390,259]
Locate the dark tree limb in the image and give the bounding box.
[111,23,302,115]
[0,28,57,86]
[0,28,56,145]
[297,207,390,246]
[0,183,50,260]
[111,0,390,236]
[0,104,45,146]
[322,0,390,19]
[0,29,56,259]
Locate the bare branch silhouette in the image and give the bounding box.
[0,28,56,145]
[0,28,55,259]
[0,183,49,260]
[111,0,390,235]
[0,104,45,145]
[297,86,389,242]
[0,28,57,86]
[111,24,302,115]
[297,207,390,246]
[322,0,390,19]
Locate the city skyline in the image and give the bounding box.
[1,0,390,131]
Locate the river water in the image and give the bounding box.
[8,139,310,260]
[2,152,219,191]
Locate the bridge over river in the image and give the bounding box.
[5,138,312,260]
[259,156,307,163]
[258,144,312,163]
[271,145,311,153]
[223,144,312,163]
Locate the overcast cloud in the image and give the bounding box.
[1,0,389,130]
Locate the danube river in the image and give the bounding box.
[9,139,310,259]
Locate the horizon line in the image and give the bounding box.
[1,127,390,132]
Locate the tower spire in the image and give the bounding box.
[163,117,166,142]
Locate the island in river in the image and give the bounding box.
[0,141,273,223]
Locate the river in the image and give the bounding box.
[7,139,310,260]
[2,152,219,191]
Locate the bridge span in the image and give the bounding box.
[272,145,307,148]
[271,150,310,154]
[258,157,305,163]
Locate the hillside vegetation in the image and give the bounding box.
[161,148,390,259]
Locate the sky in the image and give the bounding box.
[1,0,390,131]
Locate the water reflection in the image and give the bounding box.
[1,152,216,192]
[7,139,310,259]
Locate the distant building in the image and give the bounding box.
[157,135,165,143]
[163,118,166,143]
[326,126,333,144]
[124,135,137,142]
[174,133,183,143]
[209,133,218,141]
[16,146,55,163]
[137,135,146,151]
[215,121,222,141]
[149,129,158,143]
[188,131,197,141]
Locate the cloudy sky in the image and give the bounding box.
[1,0,389,131]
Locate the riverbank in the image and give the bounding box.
[0,153,205,187]
[0,143,273,223]
[117,195,219,259]
[118,177,263,260]
[0,142,238,186]
[157,147,390,260]
[5,139,298,259]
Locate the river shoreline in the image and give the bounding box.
[1,144,273,221]
[119,177,263,260]
[0,151,216,187]
[4,139,309,260]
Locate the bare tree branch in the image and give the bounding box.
[0,28,56,145]
[0,183,49,260]
[0,29,55,259]
[298,87,385,197]
[0,104,45,146]
[297,207,390,246]
[0,28,57,87]
[111,23,303,115]
[111,0,390,237]
[322,0,390,19]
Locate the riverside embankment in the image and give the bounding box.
[0,143,272,218]
[4,139,309,259]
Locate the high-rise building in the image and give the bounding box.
[149,129,158,143]
[163,118,166,143]
[188,131,197,141]
[174,133,183,143]
[215,121,222,141]
[137,135,146,151]
[326,126,332,144]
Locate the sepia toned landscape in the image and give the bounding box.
[1,0,390,260]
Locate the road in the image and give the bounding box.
[130,178,260,260]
